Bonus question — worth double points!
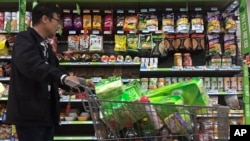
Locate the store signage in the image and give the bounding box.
[239,0,250,54]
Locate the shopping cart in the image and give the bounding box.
[65,79,230,141]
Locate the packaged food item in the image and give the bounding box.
[151,33,165,57]
[123,10,138,32]
[237,77,243,91]
[210,77,218,91]
[207,10,221,33]
[11,12,17,31]
[207,34,221,55]
[0,12,4,30]
[162,8,175,33]
[191,33,205,53]
[176,8,189,33]
[138,33,153,50]
[62,9,73,34]
[114,34,127,52]
[175,33,191,52]
[25,11,32,28]
[191,8,204,33]
[82,10,92,31]
[73,10,82,33]
[92,10,102,31]
[67,35,80,51]
[223,77,231,91]
[209,96,218,106]
[89,34,103,52]
[148,78,158,90]
[126,33,139,52]
[103,10,113,34]
[224,13,237,33]
[116,55,124,62]
[183,53,192,67]
[217,77,224,92]
[79,32,89,51]
[137,9,147,31]
[223,34,236,56]
[204,77,211,92]
[230,77,237,90]
[146,8,158,32]
[116,9,125,31]
[164,34,175,53]
[4,12,11,31]
[174,53,182,66]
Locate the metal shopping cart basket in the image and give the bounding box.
[67,82,230,141]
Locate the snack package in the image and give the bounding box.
[73,10,82,33]
[127,33,139,52]
[162,8,175,33]
[176,8,189,33]
[63,9,73,34]
[11,12,17,31]
[175,33,191,52]
[79,34,89,51]
[103,11,113,34]
[191,34,205,53]
[151,33,165,57]
[67,35,80,51]
[89,34,103,52]
[223,34,236,56]
[224,13,237,33]
[116,9,125,31]
[207,11,221,33]
[92,11,102,31]
[123,12,138,32]
[146,8,158,32]
[224,95,240,110]
[138,33,153,50]
[191,8,204,33]
[114,34,127,52]
[164,34,175,53]
[82,10,92,30]
[0,12,4,30]
[207,34,221,55]
[137,9,147,31]
[144,78,209,107]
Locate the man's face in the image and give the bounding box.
[45,13,61,37]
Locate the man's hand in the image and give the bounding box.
[64,75,80,87]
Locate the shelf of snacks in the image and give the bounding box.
[54,136,97,141]
[59,121,93,125]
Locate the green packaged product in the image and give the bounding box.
[144,78,209,106]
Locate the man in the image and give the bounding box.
[6,3,88,141]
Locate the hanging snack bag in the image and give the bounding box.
[224,34,236,56]
[116,9,125,31]
[137,9,148,31]
[176,8,189,33]
[79,31,89,51]
[123,10,138,32]
[146,8,158,32]
[92,10,102,31]
[127,33,139,52]
[103,10,113,34]
[68,35,80,52]
[73,10,82,33]
[89,34,103,52]
[138,33,153,50]
[191,8,204,33]
[0,12,4,31]
[114,34,127,52]
[11,12,17,31]
[162,8,175,33]
[175,33,191,52]
[207,34,221,55]
[82,10,92,31]
[224,13,237,33]
[165,34,176,53]
[207,10,221,33]
[151,33,165,57]
[63,9,73,34]
[191,34,205,53]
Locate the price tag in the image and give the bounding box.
[207,89,218,95]
[172,66,183,71]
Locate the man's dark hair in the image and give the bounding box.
[32,3,61,26]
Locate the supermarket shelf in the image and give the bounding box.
[60,98,87,102]
[0,77,10,81]
[0,56,11,60]
[0,30,19,34]
[60,121,93,125]
[59,62,140,67]
[54,136,97,140]
[140,67,242,77]
[207,91,243,95]
[0,97,8,101]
